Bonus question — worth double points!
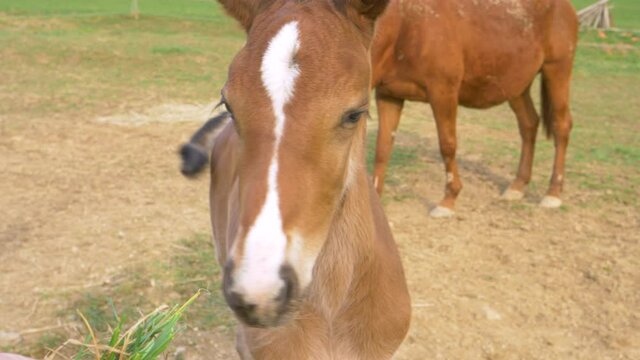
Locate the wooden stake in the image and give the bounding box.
[577,0,613,30]
[131,0,139,20]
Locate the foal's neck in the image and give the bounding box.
[308,169,377,319]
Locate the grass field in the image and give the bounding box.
[1,1,639,359]
[0,0,241,121]
[0,0,230,21]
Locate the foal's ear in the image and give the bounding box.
[335,0,390,21]
[179,112,232,177]
[217,0,263,32]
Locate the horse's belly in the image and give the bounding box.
[458,77,514,108]
[376,79,428,102]
[458,40,544,108]
[458,64,540,108]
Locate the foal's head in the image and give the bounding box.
[218,0,388,327]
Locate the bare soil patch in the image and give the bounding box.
[95,102,217,126]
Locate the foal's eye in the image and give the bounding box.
[341,110,366,129]
[223,101,233,115]
[218,92,234,115]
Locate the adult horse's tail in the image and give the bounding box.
[179,112,231,177]
[540,75,553,139]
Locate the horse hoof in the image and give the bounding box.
[501,188,524,201]
[539,196,562,208]
[430,206,455,218]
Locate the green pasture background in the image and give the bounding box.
[1,0,637,184]
[1,0,639,28]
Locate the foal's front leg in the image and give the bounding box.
[235,327,254,360]
[428,87,462,218]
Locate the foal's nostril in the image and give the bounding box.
[222,261,259,324]
[225,290,260,326]
[276,264,299,314]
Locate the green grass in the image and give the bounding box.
[569,32,640,206]
[3,1,637,29]
[50,291,203,360]
[0,0,229,21]
[0,0,132,16]
[0,1,242,119]
[365,131,421,174]
[36,333,68,355]
[575,31,640,75]
[65,234,233,355]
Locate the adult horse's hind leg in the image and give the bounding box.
[428,85,462,218]
[540,60,574,208]
[502,86,540,200]
[373,92,405,195]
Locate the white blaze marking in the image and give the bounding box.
[236,22,301,299]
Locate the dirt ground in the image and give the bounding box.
[1,100,638,359]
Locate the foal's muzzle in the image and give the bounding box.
[223,262,299,327]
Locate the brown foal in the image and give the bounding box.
[371,0,578,217]
[180,0,411,358]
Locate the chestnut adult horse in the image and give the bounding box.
[179,0,411,358]
[371,0,578,217]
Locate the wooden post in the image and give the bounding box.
[603,4,611,28]
[131,0,140,20]
[577,0,613,30]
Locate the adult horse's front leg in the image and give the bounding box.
[428,86,462,218]
[373,92,405,195]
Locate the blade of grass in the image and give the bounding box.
[76,310,101,360]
